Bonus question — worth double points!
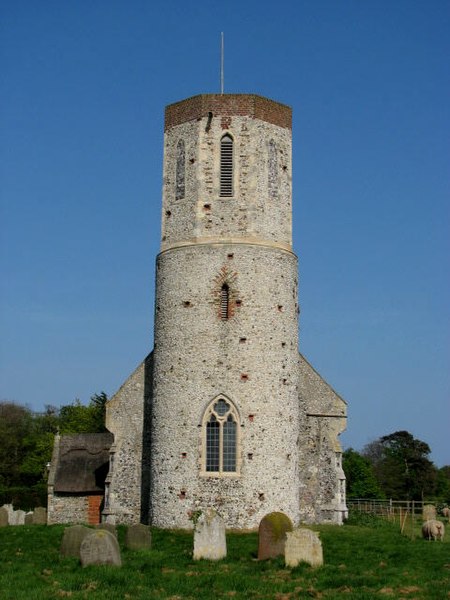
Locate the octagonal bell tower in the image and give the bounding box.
[150,94,302,529]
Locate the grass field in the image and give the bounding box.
[0,514,449,599]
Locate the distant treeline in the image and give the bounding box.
[0,394,107,510]
[343,431,450,503]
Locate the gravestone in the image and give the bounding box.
[125,524,152,550]
[32,507,47,525]
[193,509,226,560]
[1,504,14,524]
[80,530,122,567]
[96,523,118,538]
[24,512,34,525]
[12,510,26,525]
[423,504,436,521]
[60,525,93,558]
[0,507,9,527]
[258,512,293,560]
[285,528,323,568]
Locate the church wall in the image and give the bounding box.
[151,243,301,529]
[47,495,88,525]
[104,356,152,524]
[298,354,347,523]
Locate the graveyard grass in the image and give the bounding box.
[0,515,449,599]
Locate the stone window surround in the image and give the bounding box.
[200,394,241,477]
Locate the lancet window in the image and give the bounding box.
[175,139,185,200]
[202,397,239,474]
[220,134,233,197]
[268,139,278,198]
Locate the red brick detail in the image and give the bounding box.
[87,495,103,525]
[165,94,292,131]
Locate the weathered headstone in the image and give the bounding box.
[258,512,293,560]
[125,523,152,550]
[1,504,14,525]
[0,507,9,527]
[96,523,118,538]
[60,525,93,558]
[32,507,47,525]
[193,509,226,560]
[285,528,323,568]
[423,504,436,521]
[24,512,34,525]
[12,510,26,526]
[80,530,122,567]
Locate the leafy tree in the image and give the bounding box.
[0,393,108,492]
[435,466,450,502]
[363,430,438,500]
[59,392,107,434]
[343,448,385,499]
[0,402,33,486]
[20,406,60,484]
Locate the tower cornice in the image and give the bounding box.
[165,94,292,131]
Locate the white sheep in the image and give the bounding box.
[442,507,450,519]
[422,519,445,541]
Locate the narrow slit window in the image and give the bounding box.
[220,283,229,320]
[220,134,233,197]
[268,139,278,198]
[176,139,185,200]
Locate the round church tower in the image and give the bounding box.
[150,94,301,529]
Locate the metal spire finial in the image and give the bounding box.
[220,32,224,94]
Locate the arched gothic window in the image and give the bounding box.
[202,397,239,474]
[268,139,278,198]
[220,134,233,197]
[176,139,185,200]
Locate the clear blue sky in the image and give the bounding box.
[1,1,449,466]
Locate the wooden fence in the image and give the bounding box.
[347,498,447,539]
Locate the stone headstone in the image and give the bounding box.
[24,512,34,525]
[423,504,436,521]
[1,504,14,525]
[60,525,93,558]
[80,530,122,567]
[193,509,226,561]
[285,528,323,568]
[12,510,26,525]
[0,507,9,527]
[125,524,152,551]
[32,507,47,525]
[96,523,118,538]
[258,512,293,560]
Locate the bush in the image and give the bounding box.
[0,484,47,510]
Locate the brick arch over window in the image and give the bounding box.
[201,395,240,475]
[220,134,234,197]
[175,139,185,200]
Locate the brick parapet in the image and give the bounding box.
[165,94,292,131]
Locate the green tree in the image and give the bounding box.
[0,402,33,486]
[59,392,107,434]
[435,466,450,502]
[363,430,437,500]
[343,448,385,499]
[20,406,60,484]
